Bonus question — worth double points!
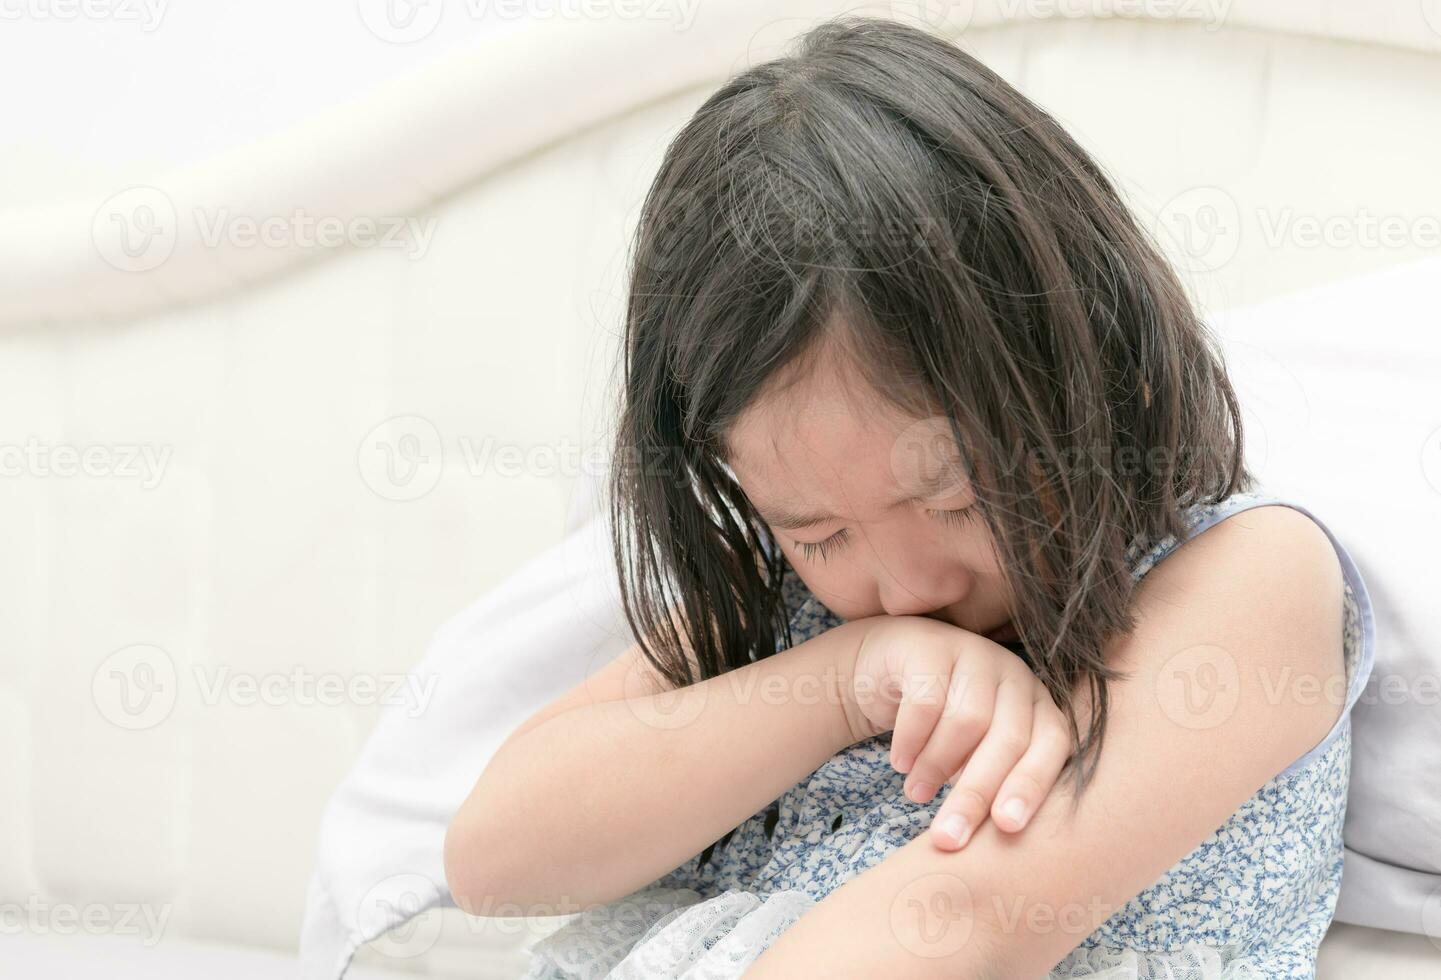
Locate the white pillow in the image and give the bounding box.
[299,257,1441,977]
[1209,256,1441,939]
[298,472,634,978]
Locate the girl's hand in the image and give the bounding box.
[847,615,1072,851]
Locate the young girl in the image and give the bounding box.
[445,16,1376,978]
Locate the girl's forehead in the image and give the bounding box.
[726,362,969,518]
[727,353,898,471]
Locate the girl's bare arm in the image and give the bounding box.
[443,617,874,914]
[745,505,1347,979]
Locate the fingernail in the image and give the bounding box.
[935,813,972,848]
[908,782,934,803]
[1001,797,1028,827]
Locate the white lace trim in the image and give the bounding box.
[520,886,817,980]
[1048,941,1269,979]
[521,886,1278,980]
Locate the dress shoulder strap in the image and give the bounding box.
[1126,489,1378,777]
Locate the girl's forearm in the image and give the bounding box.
[743,832,1006,980]
[444,619,873,914]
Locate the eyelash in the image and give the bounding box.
[795,530,850,563]
[794,507,978,563]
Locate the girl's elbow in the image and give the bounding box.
[444,811,515,916]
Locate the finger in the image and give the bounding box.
[904,656,1005,806]
[927,672,1034,850]
[990,692,1073,833]
[887,648,956,779]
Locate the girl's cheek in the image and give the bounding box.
[795,567,876,621]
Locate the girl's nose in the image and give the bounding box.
[875,562,970,618]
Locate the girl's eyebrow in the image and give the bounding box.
[755,507,839,532]
[755,473,969,531]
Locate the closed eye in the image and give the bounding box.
[928,506,979,528]
[795,508,975,562]
[794,529,850,563]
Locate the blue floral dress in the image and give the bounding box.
[521,489,1377,979]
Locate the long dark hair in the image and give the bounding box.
[608,15,1251,813]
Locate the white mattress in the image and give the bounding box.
[6,921,1438,978]
[0,933,413,980]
